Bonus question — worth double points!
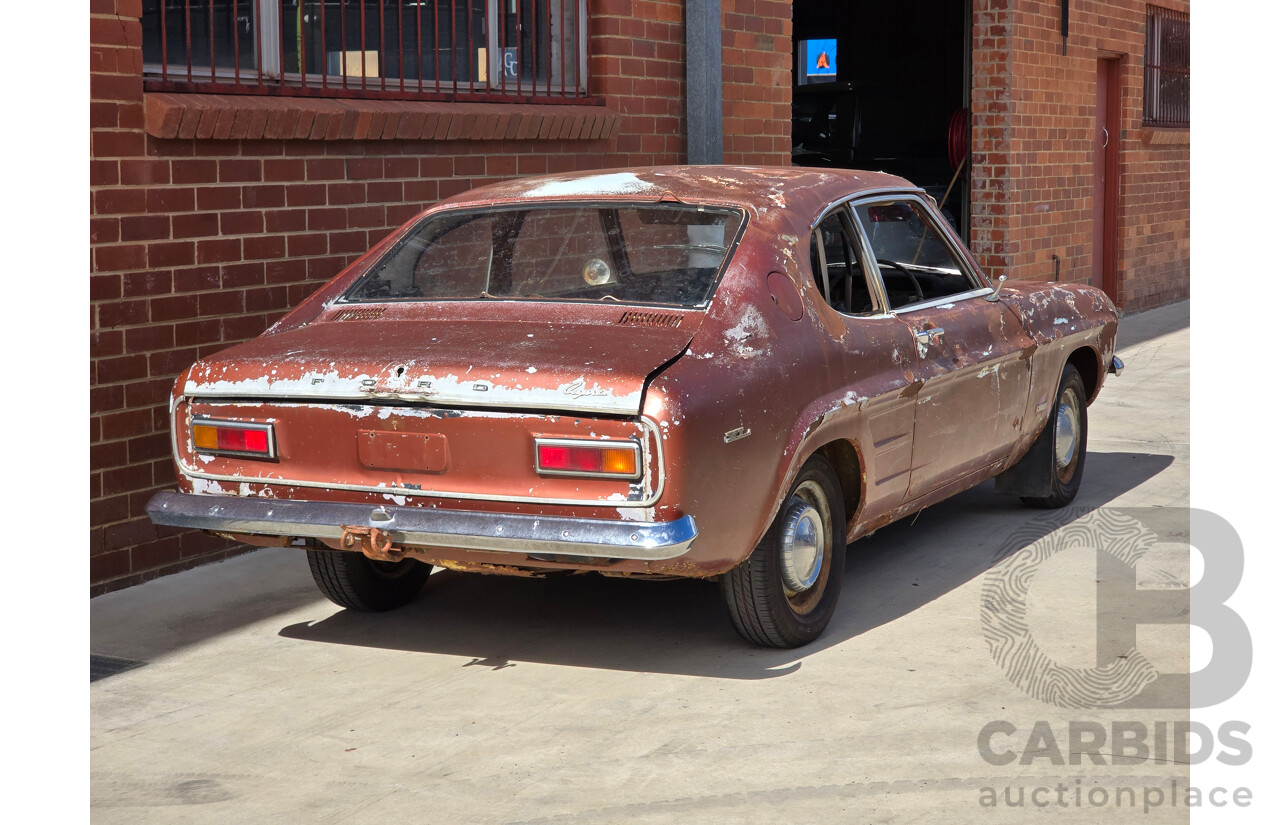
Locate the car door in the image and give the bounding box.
[808,207,921,521]
[849,195,1033,500]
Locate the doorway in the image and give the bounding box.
[791,0,972,240]
[1093,56,1122,298]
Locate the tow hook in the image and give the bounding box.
[340,524,406,562]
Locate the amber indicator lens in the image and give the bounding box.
[191,420,274,458]
[536,441,640,479]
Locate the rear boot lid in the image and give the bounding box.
[183,315,694,416]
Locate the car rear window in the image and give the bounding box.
[341,204,746,308]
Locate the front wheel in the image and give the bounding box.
[721,455,847,648]
[1021,364,1088,508]
[306,548,432,611]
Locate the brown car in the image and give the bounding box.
[147,166,1122,648]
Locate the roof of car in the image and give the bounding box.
[435,165,917,213]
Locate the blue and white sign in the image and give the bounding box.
[805,39,837,77]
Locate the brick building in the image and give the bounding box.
[90,0,1190,592]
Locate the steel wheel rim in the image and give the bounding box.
[781,480,834,614]
[1054,388,1082,482]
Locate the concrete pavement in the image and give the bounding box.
[91,300,1191,824]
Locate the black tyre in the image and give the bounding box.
[721,455,847,648]
[306,548,432,611]
[1021,364,1088,509]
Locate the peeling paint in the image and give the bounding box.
[523,172,657,198]
[722,304,771,358]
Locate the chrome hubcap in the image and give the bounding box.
[1054,397,1079,471]
[780,496,825,593]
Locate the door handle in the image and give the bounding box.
[914,328,945,344]
[1101,127,1109,148]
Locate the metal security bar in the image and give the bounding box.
[1143,5,1190,128]
[140,0,589,103]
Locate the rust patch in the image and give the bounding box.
[898,380,925,400]
[220,532,292,547]
[340,524,406,562]
[432,559,546,577]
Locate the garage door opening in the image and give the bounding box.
[792,0,972,241]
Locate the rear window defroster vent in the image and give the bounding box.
[618,311,683,329]
[332,306,386,322]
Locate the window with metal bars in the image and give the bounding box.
[1143,5,1189,128]
[140,1,588,102]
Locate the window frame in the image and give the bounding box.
[809,206,883,317]
[1142,5,1191,129]
[141,0,590,101]
[844,192,992,315]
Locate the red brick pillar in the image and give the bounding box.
[969,0,1016,280]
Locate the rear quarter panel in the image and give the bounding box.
[645,210,919,575]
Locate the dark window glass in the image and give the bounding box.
[496,0,581,92]
[854,200,976,310]
[282,1,486,87]
[142,0,258,73]
[1143,6,1190,128]
[141,1,583,96]
[810,213,874,315]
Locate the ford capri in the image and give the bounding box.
[147,166,1122,648]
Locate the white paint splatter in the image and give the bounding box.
[191,478,226,495]
[723,305,771,358]
[523,172,657,198]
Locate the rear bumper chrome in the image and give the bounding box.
[1109,355,1125,376]
[146,491,697,561]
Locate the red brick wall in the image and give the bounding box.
[722,0,793,164]
[970,0,1191,310]
[89,0,792,593]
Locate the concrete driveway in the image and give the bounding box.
[91,301,1190,824]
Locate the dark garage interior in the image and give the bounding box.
[792,0,971,237]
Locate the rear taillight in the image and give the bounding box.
[191,419,276,459]
[535,439,641,480]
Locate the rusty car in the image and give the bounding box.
[147,166,1122,648]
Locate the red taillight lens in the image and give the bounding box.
[535,440,640,479]
[191,420,275,459]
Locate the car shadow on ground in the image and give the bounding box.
[278,450,1174,679]
[1116,300,1188,350]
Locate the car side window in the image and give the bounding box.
[809,212,876,315]
[852,200,979,311]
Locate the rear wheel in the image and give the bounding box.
[1021,364,1088,508]
[306,548,432,611]
[721,455,846,648]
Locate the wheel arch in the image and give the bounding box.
[1067,345,1102,404]
[812,438,864,538]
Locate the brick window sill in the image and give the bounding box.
[1141,127,1190,146]
[144,93,621,142]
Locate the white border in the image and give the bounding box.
[1192,1,1276,820]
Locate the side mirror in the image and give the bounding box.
[985,275,1008,302]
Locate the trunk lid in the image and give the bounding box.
[183,315,694,416]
